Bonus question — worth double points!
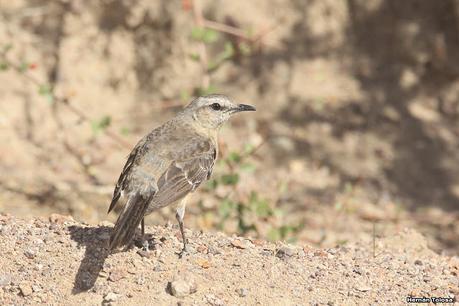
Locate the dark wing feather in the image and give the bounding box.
[108,145,141,213]
[152,148,215,209]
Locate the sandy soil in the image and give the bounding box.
[0,214,457,305]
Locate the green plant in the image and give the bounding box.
[91,115,112,135]
[202,146,302,242]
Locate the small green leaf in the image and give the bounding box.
[2,44,12,54]
[120,127,130,136]
[245,27,255,38]
[202,29,219,43]
[38,84,54,104]
[249,192,271,217]
[0,62,8,71]
[191,27,219,44]
[189,53,200,61]
[207,60,218,71]
[191,27,204,40]
[227,151,241,163]
[222,42,235,59]
[38,84,52,95]
[243,143,255,154]
[19,62,28,72]
[239,41,252,56]
[207,42,235,72]
[91,115,112,134]
[221,173,239,185]
[240,162,256,172]
[205,179,218,191]
[267,227,281,241]
[218,198,236,219]
[179,90,191,102]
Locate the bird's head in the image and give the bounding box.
[183,94,256,129]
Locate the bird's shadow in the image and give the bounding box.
[68,225,112,294]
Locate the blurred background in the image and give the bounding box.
[1,0,458,255]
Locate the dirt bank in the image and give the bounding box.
[0,214,457,305]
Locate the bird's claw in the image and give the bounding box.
[141,239,150,252]
[134,235,155,251]
[178,246,189,258]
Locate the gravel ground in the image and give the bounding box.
[0,214,457,306]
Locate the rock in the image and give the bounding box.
[231,239,249,249]
[153,264,163,272]
[98,220,114,227]
[236,288,248,297]
[251,239,264,246]
[196,258,211,269]
[196,245,208,253]
[24,249,36,259]
[327,248,338,255]
[103,292,119,303]
[49,214,74,224]
[414,259,423,265]
[168,279,197,298]
[137,250,154,259]
[19,282,33,296]
[109,269,126,282]
[31,285,41,293]
[355,285,372,292]
[0,274,12,287]
[276,245,297,258]
[207,245,222,255]
[205,294,225,306]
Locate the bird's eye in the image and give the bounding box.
[210,103,221,111]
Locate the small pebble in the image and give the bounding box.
[169,279,197,298]
[31,284,42,293]
[208,245,222,255]
[205,294,225,306]
[231,239,248,249]
[49,214,74,224]
[137,250,154,258]
[236,288,248,297]
[109,269,126,282]
[19,282,33,296]
[355,285,372,292]
[0,274,12,287]
[24,249,36,259]
[103,292,119,303]
[276,245,297,258]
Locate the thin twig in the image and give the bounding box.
[202,19,252,41]
[203,19,277,45]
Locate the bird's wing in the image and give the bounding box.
[151,142,216,209]
[108,138,146,213]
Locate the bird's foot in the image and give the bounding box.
[141,239,150,252]
[134,234,155,251]
[178,245,189,258]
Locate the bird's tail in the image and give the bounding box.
[109,193,152,250]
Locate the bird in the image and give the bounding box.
[107,94,256,256]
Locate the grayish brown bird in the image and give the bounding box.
[108,94,255,255]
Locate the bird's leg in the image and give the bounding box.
[141,218,145,236]
[176,197,188,258]
[140,218,150,251]
[134,218,152,251]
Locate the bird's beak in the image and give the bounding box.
[234,104,256,113]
